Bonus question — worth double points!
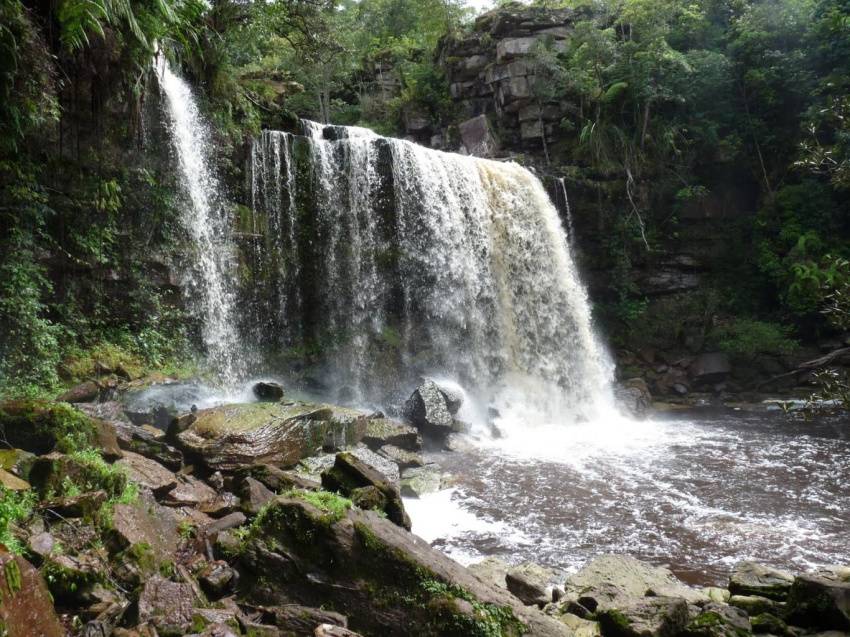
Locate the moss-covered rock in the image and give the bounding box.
[0,552,64,637]
[174,402,368,471]
[784,574,850,631]
[237,497,571,636]
[0,400,100,454]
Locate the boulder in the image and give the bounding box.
[683,602,752,637]
[0,400,101,454]
[469,557,511,589]
[377,445,424,470]
[614,386,652,419]
[728,562,795,601]
[27,531,56,563]
[43,552,107,604]
[107,492,181,561]
[565,555,684,599]
[689,353,732,384]
[560,613,601,637]
[315,626,364,637]
[459,115,500,159]
[238,497,572,636]
[252,382,285,402]
[56,381,100,403]
[199,560,238,597]
[648,584,711,606]
[0,552,64,637]
[175,402,367,472]
[361,419,421,452]
[701,587,731,603]
[117,450,177,495]
[749,613,787,635]
[400,464,445,497]
[321,452,410,530]
[444,432,476,453]
[784,574,850,630]
[137,575,196,635]
[111,419,183,471]
[597,596,690,637]
[348,446,400,489]
[404,380,454,434]
[240,476,276,515]
[506,562,556,607]
[39,490,108,519]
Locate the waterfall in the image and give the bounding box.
[248,122,614,422]
[557,177,575,246]
[155,56,243,387]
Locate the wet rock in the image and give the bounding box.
[507,562,556,607]
[729,562,795,601]
[684,602,752,637]
[199,560,238,597]
[321,452,410,530]
[597,596,690,637]
[469,556,511,589]
[56,381,100,403]
[689,353,732,384]
[400,464,444,497]
[614,386,652,419]
[137,575,196,635]
[162,474,233,514]
[377,444,424,470]
[403,379,454,434]
[784,574,850,630]
[0,468,30,491]
[361,418,421,452]
[0,552,64,636]
[729,595,785,617]
[565,555,684,599]
[117,450,177,494]
[272,605,348,634]
[43,552,108,604]
[175,402,367,472]
[198,623,240,637]
[253,381,285,402]
[348,446,400,488]
[809,566,850,583]
[240,476,276,515]
[238,498,573,636]
[444,432,476,452]
[169,412,197,435]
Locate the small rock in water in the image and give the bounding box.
[400,464,444,498]
[443,433,476,453]
[252,382,285,402]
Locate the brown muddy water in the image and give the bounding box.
[404,409,850,586]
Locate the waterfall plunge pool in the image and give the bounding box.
[404,409,850,587]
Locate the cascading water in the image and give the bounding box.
[249,122,614,422]
[556,177,575,246]
[155,56,243,388]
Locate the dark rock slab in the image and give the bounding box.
[361,418,421,452]
[253,382,285,402]
[56,381,101,403]
[272,605,348,635]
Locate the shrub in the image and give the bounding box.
[710,318,798,358]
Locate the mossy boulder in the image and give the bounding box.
[237,497,571,636]
[728,562,794,601]
[683,603,752,637]
[0,449,37,481]
[321,452,410,530]
[174,402,368,472]
[362,418,421,452]
[784,574,850,631]
[597,597,690,637]
[0,551,64,637]
[0,400,101,454]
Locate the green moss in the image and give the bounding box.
[280,489,352,522]
[0,401,99,454]
[4,560,21,596]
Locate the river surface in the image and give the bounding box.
[404,409,850,586]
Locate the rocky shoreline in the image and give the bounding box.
[0,376,847,636]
